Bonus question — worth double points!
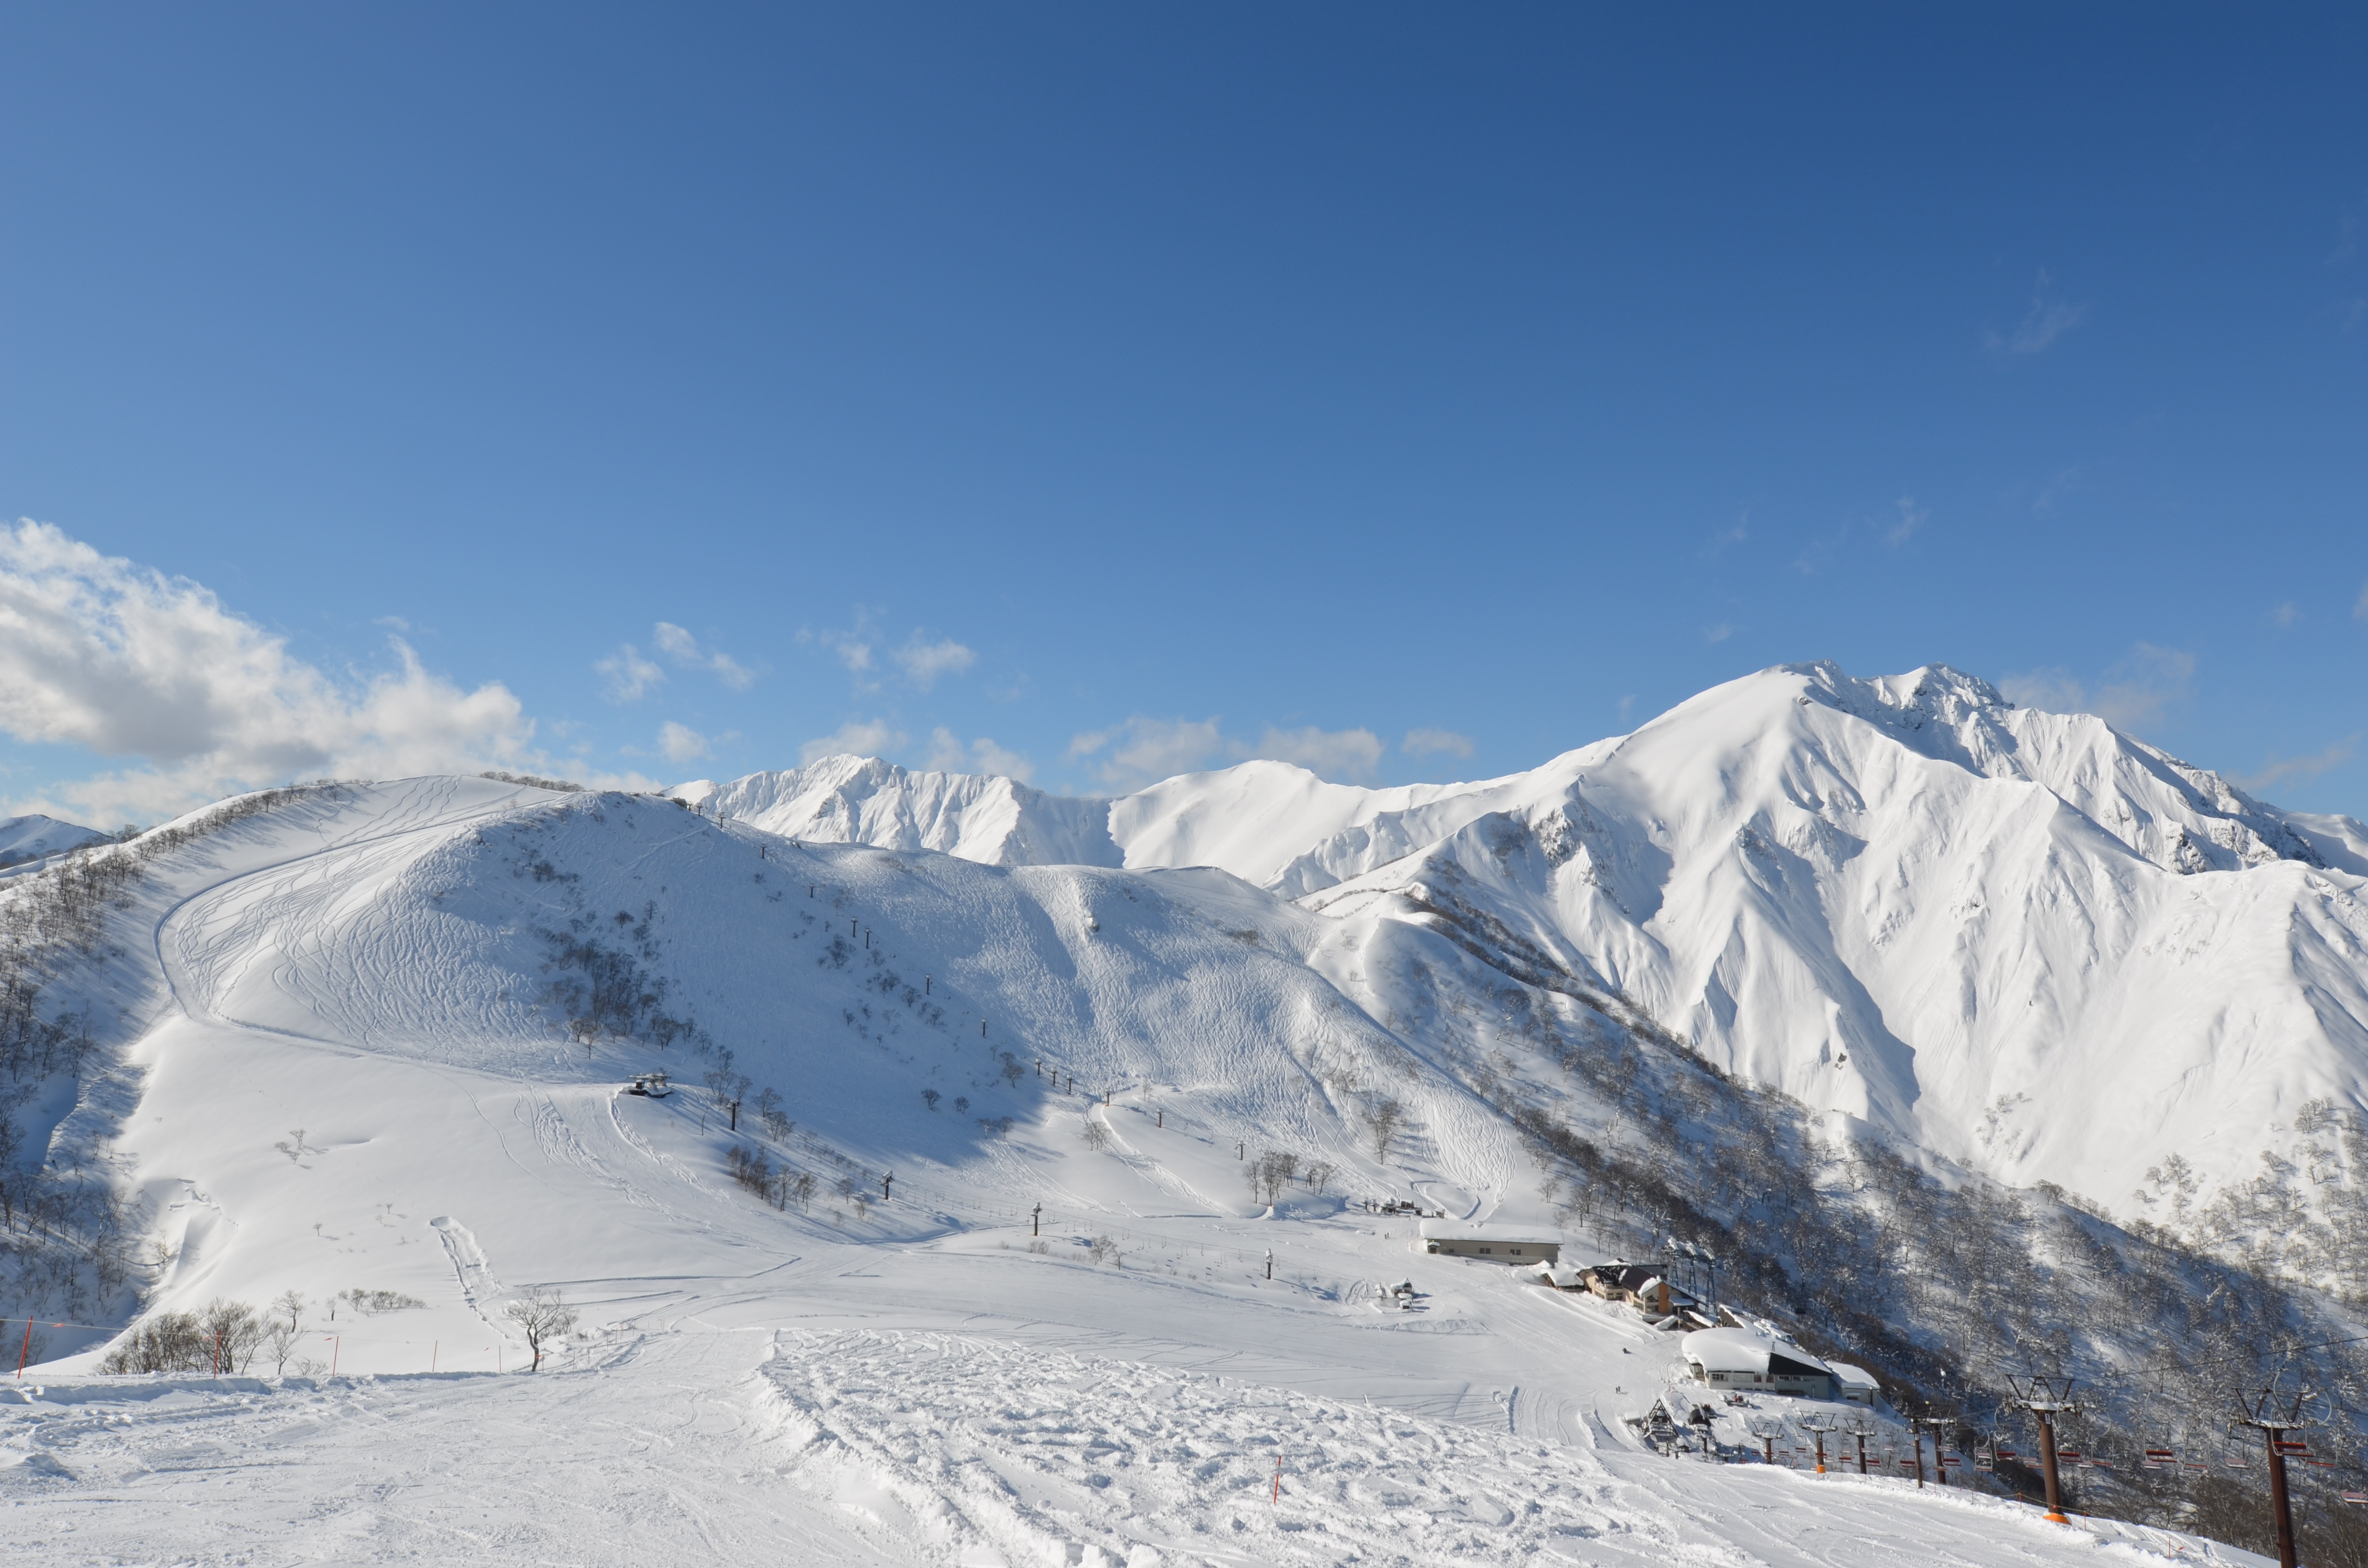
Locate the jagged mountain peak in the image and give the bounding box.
[683,663,2368,1223]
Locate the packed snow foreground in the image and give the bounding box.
[5,662,2355,1565]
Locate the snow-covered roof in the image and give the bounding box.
[1827,1361,1880,1390]
[1417,1219,1562,1244]
[1680,1327,1836,1380]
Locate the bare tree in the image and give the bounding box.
[1249,1150,1300,1205]
[1082,1118,1110,1152]
[263,1290,308,1374]
[1367,1097,1404,1162]
[505,1288,579,1372]
[200,1298,266,1373]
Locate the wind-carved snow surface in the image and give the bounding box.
[696,662,2368,1228]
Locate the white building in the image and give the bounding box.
[1416,1219,1561,1263]
[1827,1361,1881,1407]
[1678,1327,1839,1400]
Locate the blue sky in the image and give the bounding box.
[2,5,2364,822]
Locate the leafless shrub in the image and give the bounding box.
[336,1287,425,1315]
[504,1288,578,1372]
[480,770,586,793]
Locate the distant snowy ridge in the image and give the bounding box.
[686,662,2368,1225]
[671,754,1122,868]
[0,812,109,868]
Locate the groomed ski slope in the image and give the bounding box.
[3,777,2264,1564]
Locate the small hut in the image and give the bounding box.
[1678,1327,1839,1400]
[1416,1219,1562,1263]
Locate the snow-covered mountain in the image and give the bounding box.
[688,662,2368,1229]
[0,665,2359,1563]
[0,812,108,868]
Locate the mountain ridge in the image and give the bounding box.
[683,661,2368,1229]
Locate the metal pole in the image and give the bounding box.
[1912,1429,1925,1489]
[2264,1427,2297,1568]
[1031,1203,1041,1237]
[2035,1410,2067,1522]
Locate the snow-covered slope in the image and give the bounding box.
[0,775,2288,1565]
[0,811,107,868]
[696,663,2368,1226]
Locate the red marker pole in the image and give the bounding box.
[15,1315,31,1378]
[1273,1456,1282,1503]
[332,1336,339,1375]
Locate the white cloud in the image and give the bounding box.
[658,721,711,762]
[922,726,1035,782]
[1987,270,2088,356]
[923,725,967,772]
[1886,496,1928,547]
[1068,717,1230,790]
[970,738,1034,783]
[2000,643,2196,734]
[1704,623,1733,644]
[0,519,541,821]
[2271,601,2303,628]
[1258,725,1384,782]
[799,617,878,678]
[596,644,666,703]
[2354,580,2368,622]
[652,622,756,691]
[1403,727,1475,759]
[1069,716,1383,788]
[800,614,977,694]
[2235,735,2361,796]
[800,717,906,766]
[1701,517,1749,557]
[892,633,977,691]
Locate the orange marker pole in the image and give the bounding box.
[14,1315,31,1378]
[1273,1456,1282,1502]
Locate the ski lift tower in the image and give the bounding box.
[2232,1381,2317,1568]
[1665,1236,1719,1323]
[1798,1410,1844,1475]
[2007,1373,2079,1523]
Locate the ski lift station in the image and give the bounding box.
[1416,1219,1561,1263]
[1679,1326,1881,1406]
